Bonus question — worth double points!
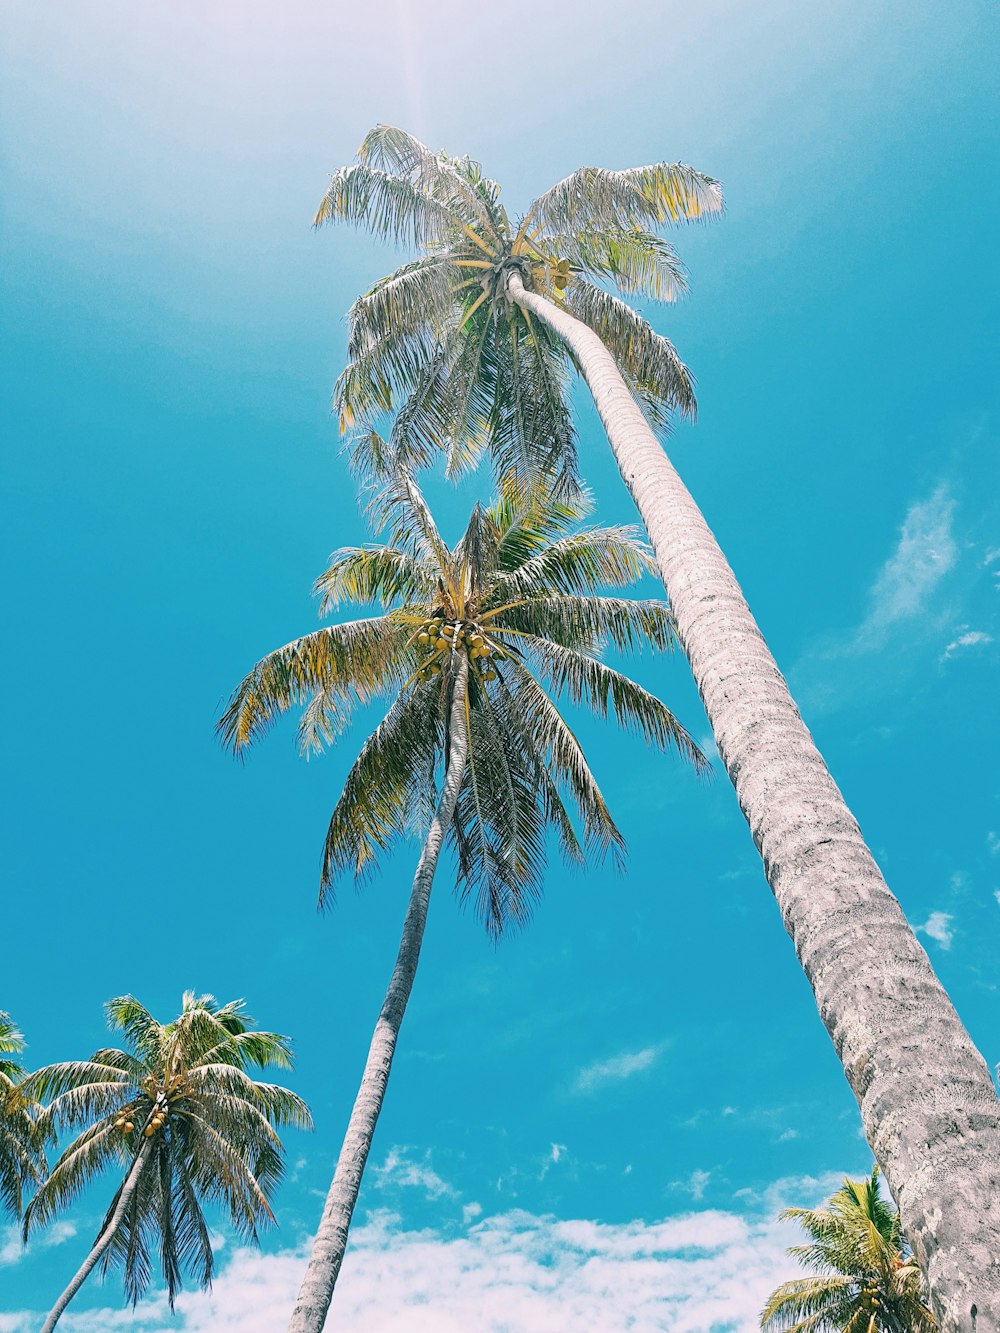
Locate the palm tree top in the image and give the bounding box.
[314,125,723,491]
[761,1167,938,1332]
[220,480,707,933]
[24,992,311,1307]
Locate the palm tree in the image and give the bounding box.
[24,992,312,1332]
[0,1011,44,1221]
[219,480,706,1331]
[313,126,1000,1329]
[761,1168,938,1333]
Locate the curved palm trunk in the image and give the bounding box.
[41,1137,153,1333]
[508,272,1000,1333]
[288,657,470,1332]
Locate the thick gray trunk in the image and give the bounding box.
[41,1137,153,1333]
[509,272,1000,1332]
[288,657,470,1332]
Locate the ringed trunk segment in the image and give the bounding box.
[507,270,1000,1332]
[288,656,471,1333]
[41,1138,155,1333]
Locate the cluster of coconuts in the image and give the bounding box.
[414,616,501,682]
[114,1107,168,1137]
[549,257,571,290]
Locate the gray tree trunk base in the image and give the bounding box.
[288,656,471,1332]
[509,271,1000,1333]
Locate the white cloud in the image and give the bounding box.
[863,486,956,636]
[942,629,993,660]
[462,1202,483,1224]
[777,1129,798,1143]
[987,832,1000,856]
[0,1220,75,1267]
[5,1193,833,1333]
[573,1044,665,1094]
[373,1148,457,1201]
[914,910,954,949]
[671,1169,712,1202]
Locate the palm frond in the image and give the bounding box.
[217,617,404,753]
[564,278,697,423]
[313,162,464,246]
[530,161,723,235]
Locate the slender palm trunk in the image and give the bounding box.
[288,657,470,1332]
[41,1138,153,1333]
[508,272,1000,1333]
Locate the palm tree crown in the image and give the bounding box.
[24,992,312,1309]
[220,479,706,934]
[761,1168,938,1332]
[1,1010,43,1219]
[316,124,722,493]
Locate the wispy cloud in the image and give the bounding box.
[914,910,954,949]
[572,1043,666,1094]
[373,1147,458,1200]
[4,1177,857,1333]
[0,1220,75,1268]
[671,1167,712,1201]
[860,485,956,641]
[790,485,966,714]
[942,628,993,660]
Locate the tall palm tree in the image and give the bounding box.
[761,1168,938,1333]
[313,126,1000,1329]
[219,480,706,1331]
[0,1010,44,1221]
[24,992,312,1332]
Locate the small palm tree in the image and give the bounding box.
[220,479,706,1331]
[0,1010,44,1221]
[761,1168,938,1332]
[24,992,312,1332]
[314,125,1000,1328]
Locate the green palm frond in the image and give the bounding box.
[26,993,311,1310]
[0,1012,46,1220]
[313,162,464,246]
[762,1169,938,1332]
[563,279,697,424]
[530,161,723,234]
[543,227,688,302]
[218,617,405,753]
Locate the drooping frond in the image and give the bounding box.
[217,617,405,753]
[498,594,677,656]
[545,227,688,302]
[530,161,723,235]
[356,125,502,236]
[487,525,653,600]
[523,638,708,771]
[313,163,464,246]
[314,545,433,613]
[564,279,697,424]
[320,681,441,897]
[0,1013,44,1220]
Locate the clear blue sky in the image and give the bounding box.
[2,1,997,1328]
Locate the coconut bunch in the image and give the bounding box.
[412,610,505,683]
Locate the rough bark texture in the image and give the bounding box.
[288,657,470,1332]
[509,272,1000,1333]
[41,1138,154,1333]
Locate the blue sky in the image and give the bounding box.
[2,1,998,1328]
